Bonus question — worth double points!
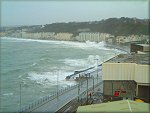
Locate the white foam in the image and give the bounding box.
[3,93,13,96]
[62,58,87,67]
[31,62,37,66]
[1,37,120,51]
[61,55,104,69]
[27,71,76,87]
[60,40,108,50]
[1,37,32,42]
[1,37,62,44]
[59,40,125,53]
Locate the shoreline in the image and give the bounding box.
[1,36,128,77]
[105,42,130,53]
[1,36,130,53]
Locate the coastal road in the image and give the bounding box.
[27,67,102,113]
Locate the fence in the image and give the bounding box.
[16,76,102,113]
[55,81,103,113]
[16,84,79,113]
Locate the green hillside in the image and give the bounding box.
[33,17,149,36]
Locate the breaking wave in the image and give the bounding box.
[27,71,76,87]
[2,93,13,96]
[1,37,122,52]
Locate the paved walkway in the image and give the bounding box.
[23,67,102,113]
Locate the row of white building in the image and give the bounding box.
[10,32,74,41]
[116,35,149,43]
[75,32,114,42]
[75,32,149,43]
[8,31,149,43]
[10,31,113,42]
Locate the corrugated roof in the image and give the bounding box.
[77,100,150,113]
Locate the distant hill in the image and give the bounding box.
[32,17,149,36]
[2,17,149,36]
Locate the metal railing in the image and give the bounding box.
[55,81,103,113]
[16,84,79,113]
[16,75,102,113]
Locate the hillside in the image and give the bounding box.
[32,17,149,36]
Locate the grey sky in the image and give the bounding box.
[1,0,149,26]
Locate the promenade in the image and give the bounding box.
[18,66,103,113]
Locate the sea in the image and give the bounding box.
[0,37,125,112]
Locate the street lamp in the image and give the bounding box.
[94,58,98,83]
[54,70,59,109]
[20,84,22,112]
[93,76,94,92]
[57,72,59,100]
[78,83,80,102]
[86,76,88,104]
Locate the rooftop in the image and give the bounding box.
[106,54,150,65]
[77,100,150,113]
[136,44,150,47]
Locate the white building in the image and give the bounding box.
[76,32,113,42]
[54,32,73,40]
[116,35,149,43]
[21,32,55,39]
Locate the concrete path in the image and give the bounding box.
[25,67,102,113]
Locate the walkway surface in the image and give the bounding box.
[21,66,103,113]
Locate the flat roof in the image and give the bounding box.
[106,54,150,65]
[136,44,150,47]
[77,100,150,113]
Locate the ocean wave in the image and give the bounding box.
[2,93,13,96]
[27,71,76,87]
[1,37,65,44]
[59,40,108,50]
[1,37,31,42]
[62,58,87,67]
[61,55,103,68]
[31,62,37,66]
[56,40,123,52]
[1,37,121,51]
[1,68,22,76]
